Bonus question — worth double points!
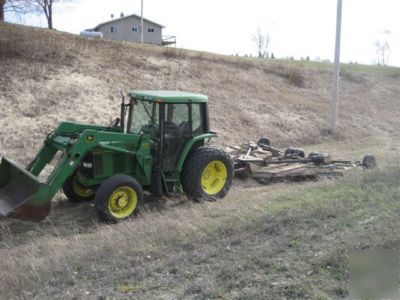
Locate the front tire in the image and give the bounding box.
[63,174,95,203]
[95,175,143,223]
[181,145,233,201]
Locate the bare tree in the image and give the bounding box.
[34,0,75,29]
[2,0,71,29]
[0,0,5,21]
[251,27,270,59]
[374,30,391,66]
[34,0,54,29]
[374,40,390,65]
[1,0,33,21]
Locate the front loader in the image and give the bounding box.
[0,91,233,223]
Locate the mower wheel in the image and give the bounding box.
[63,174,95,203]
[308,151,321,159]
[284,147,305,158]
[95,175,143,223]
[257,137,271,147]
[181,145,233,201]
[362,155,377,169]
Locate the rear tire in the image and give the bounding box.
[63,174,95,203]
[95,175,143,223]
[181,145,233,201]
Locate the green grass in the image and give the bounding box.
[1,167,399,299]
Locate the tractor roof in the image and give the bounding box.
[128,90,208,103]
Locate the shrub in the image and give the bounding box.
[264,64,306,88]
[162,48,187,59]
[288,70,305,88]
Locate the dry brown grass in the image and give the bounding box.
[161,47,188,60]
[263,64,306,87]
[1,22,399,166]
[0,23,400,299]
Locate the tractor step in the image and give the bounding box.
[162,173,182,196]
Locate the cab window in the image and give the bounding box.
[192,104,203,135]
[130,100,158,134]
[164,104,190,137]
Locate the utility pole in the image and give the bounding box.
[331,0,343,132]
[140,0,144,44]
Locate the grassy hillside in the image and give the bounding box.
[0,23,399,299]
[0,22,399,165]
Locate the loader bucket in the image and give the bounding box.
[0,156,50,221]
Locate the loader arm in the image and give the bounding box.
[33,128,142,202]
[27,122,122,175]
[0,123,142,221]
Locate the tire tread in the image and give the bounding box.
[181,145,233,201]
[95,174,143,223]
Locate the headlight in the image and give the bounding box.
[82,162,93,168]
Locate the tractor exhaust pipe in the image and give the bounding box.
[120,91,126,132]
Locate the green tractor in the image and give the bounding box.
[0,91,233,223]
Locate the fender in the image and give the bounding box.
[175,133,216,172]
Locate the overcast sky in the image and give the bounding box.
[7,0,400,66]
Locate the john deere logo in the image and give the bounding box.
[86,135,95,142]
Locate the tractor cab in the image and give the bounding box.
[126,91,210,172]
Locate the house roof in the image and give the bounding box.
[92,14,165,31]
[128,91,208,103]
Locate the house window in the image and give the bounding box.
[111,26,117,33]
[148,28,155,33]
[132,27,138,32]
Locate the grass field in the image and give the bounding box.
[1,165,399,299]
[0,23,399,299]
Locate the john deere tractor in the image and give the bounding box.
[0,91,233,223]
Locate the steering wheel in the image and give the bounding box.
[178,121,190,137]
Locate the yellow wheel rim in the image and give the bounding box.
[201,160,228,195]
[108,186,138,219]
[73,176,94,198]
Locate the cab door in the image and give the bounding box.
[162,103,191,171]
[161,102,205,169]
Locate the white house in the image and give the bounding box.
[89,14,175,46]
